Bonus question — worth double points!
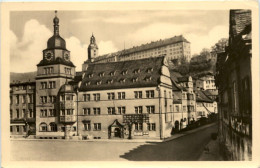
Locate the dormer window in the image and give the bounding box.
[110,71,115,76]
[99,72,105,77]
[85,81,91,86]
[96,81,102,85]
[119,78,126,83]
[133,69,141,74]
[88,74,93,78]
[132,77,138,83]
[122,70,128,75]
[107,79,113,84]
[145,76,152,81]
[147,68,153,73]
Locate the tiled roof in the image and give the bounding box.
[96,35,189,61]
[169,70,183,83]
[37,57,75,67]
[177,76,189,82]
[79,56,165,91]
[10,71,37,85]
[195,90,213,103]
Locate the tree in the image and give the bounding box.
[211,38,228,55]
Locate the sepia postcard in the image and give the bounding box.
[1,1,259,168]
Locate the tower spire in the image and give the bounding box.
[53,10,59,36]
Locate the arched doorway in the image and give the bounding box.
[108,119,124,139]
[114,128,121,137]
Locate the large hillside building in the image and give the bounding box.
[91,35,191,65]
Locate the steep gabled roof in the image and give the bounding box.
[195,90,213,103]
[79,56,165,91]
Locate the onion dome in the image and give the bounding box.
[47,11,66,50]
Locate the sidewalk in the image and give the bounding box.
[198,137,223,161]
[11,122,217,143]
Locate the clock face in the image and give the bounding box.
[45,51,53,61]
[64,52,70,61]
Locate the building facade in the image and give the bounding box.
[193,73,217,91]
[216,9,252,160]
[10,79,36,138]
[92,35,191,64]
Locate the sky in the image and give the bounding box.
[10,10,229,72]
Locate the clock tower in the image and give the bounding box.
[35,11,76,138]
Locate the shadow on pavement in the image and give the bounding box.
[120,124,218,161]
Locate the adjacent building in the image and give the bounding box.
[193,73,217,91]
[216,9,252,160]
[10,72,36,138]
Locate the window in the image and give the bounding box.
[40,96,47,104]
[49,109,56,117]
[16,126,20,132]
[49,96,56,103]
[22,109,26,118]
[93,93,100,101]
[133,69,140,74]
[93,108,100,115]
[146,90,155,98]
[118,107,126,114]
[29,109,33,118]
[10,110,13,119]
[66,109,74,115]
[135,106,143,114]
[94,123,101,131]
[16,109,19,118]
[122,70,128,75]
[182,93,186,99]
[147,123,156,131]
[10,126,13,132]
[118,92,125,99]
[40,123,47,132]
[41,82,47,89]
[22,95,26,104]
[107,93,115,100]
[84,123,91,131]
[60,109,65,116]
[40,109,47,117]
[10,96,12,104]
[66,95,73,101]
[49,81,56,89]
[28,94,33,103]
[83,108,91,115]
[16,95,19,104]
[99,72,105,77]
[132,77,138,83]
[88,74,93,78]
[22,85,26,90]
[134,91,142,99]
[83,94,90,101]
[107,79,113,84]
[135,123,143,131]
[49,123,57,132]
[108,107,116,115]
[146,106,155,114]
[65,67,72,75]
[183,106,187,112]
[44,67,54,74]
[175,105,179,112]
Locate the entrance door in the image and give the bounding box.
[114,128,121,138]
